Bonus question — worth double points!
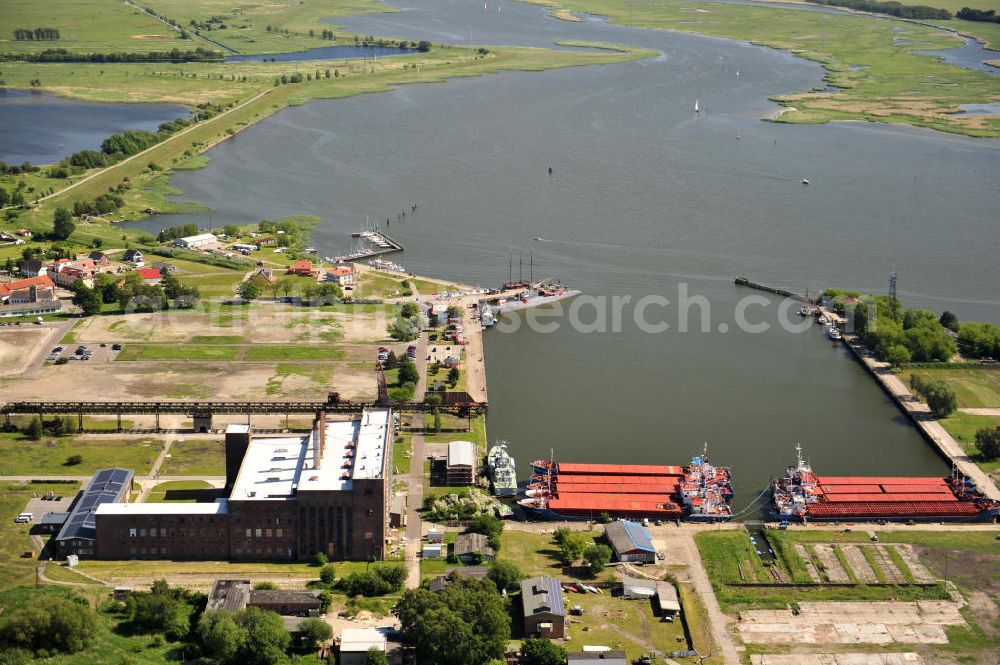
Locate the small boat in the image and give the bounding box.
[801,178,810,185]
[694,98,700,114]
[818,315,828,325]
[828,327,842,341]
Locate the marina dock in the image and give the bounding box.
[333,230,404,262]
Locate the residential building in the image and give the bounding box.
[0,275,55,304]
[521,576,565,639]
[174,233,218,249]
[20,259,48,277]
[152,261,177,275]
[446,440,476,486]
[288,259,316,277]
[427,566,490,592]
[122,249,144,266]
[49,262,95,289]
[454,532,495,563]
[88,251,111,266]
[55,468,133,558]
[325,264,355,286]
[0,300,63,318]
[137,267,162,284]
[604,521,657,564]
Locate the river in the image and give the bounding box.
[121,0,997,503]
[0,89,187,165]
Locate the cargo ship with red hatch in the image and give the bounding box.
[519,446,733,522]
[772,445,1000,523]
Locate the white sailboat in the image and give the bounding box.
[694,98,700,114]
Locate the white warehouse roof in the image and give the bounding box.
[447,440,475,468]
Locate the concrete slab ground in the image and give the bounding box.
[751,653,925,664]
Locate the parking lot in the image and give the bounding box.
[46,341,122,364]
[19,493,76,525]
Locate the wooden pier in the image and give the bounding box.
[335,230,404,262]
[734,276,808,303]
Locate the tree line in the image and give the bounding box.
[957,7,1000,23]
[0,47,223,63]
[807,0,952,19]
[12,27,60,41]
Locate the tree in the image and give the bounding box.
[447,366,460,387]
[397,356,420,385]
[522,638,566,665]
[70,280,102,316]
[52,207,75,240]
[93,272,120,304]
[487,560,522,593]
[238,279,259,301]
[400,301,419,319]
[884,344,911,368]
[940,310,959,332]
[65,454,83,466]
[196,610,245,663]
[923,380,957,418]
[974,425,1000,461]
[558,532,590,565]
[395,578,510,665]
[223,224,240,237]
[319,563,336,585]
[0,595,98,655]
[467,514,504,551]
[584,543,612,572]
[365,648,389,665]
[25,416,43,440]
[297,617,332,650]
[312,551,328,566]
[233,606,291,665]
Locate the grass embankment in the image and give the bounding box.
[695,531,950,612]
[518,0,1000,137]
[900,367,1000,408]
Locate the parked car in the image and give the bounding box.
[112,344,122,351]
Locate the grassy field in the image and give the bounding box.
[695,530,950,612]
[157,439,225,475]
[0,481,81,590]
[525,0,1000,137]
[145,479,215,502]
[0,432,159,476]
[900,367,1000,408]
[0,0,193,54]
[356,271,411,299]
[243,345,345,361]
[559,590,690,660]
[116,344,240,361]
[940,412,1000,477]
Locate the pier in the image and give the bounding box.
[734,276,808,303]
[335,230,404,262]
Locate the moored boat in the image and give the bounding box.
[487,441,518,497]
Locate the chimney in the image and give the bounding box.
[315,411,326,469]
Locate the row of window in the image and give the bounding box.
[245,528,284,539]
[128,527,225,539]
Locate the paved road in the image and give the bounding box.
[403,432,427,590]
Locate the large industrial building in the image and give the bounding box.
[91,409,393,562]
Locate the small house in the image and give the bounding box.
[122,249,145,266]
[152,261,177,275]
[339,628,390,665]
[288,260,316,277]
[20,259,48,277]
[88,251,111,266]
[325,264,355,286]
[521,576,565,639]
[426,529,444,544]
[137,268,162,285]
[454,532,495,563]
[422,543,443,559]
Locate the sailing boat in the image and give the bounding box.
[694,98,700,114]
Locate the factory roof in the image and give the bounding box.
[521,576,564,618]
[340,627,390,653]
[604,520,656,555]
[96,500,228,515]
[231,409,391,501]
[56,468,133,544]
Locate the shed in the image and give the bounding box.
[604,520,656,564]
[174,233,217,249]
[339,627,390,665]
[422,543,443,559]
[655,581,681,616]
[37,511,70,533]
[454,532,496,562]
[426,528,444,544]
[521,576,565,639]
[249,589,321,616]
[621,576,657,600]
[446,440,475,486]
[207,579,251,612]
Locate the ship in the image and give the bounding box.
[771,444,1000,523]
[487,441,518,497]
[519,448,733,522]
[496,283,580,314]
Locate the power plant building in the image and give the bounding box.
[94,409,393,562]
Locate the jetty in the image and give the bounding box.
[332,230,404,263]
[734,276,808,302]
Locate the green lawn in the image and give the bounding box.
[116,344,240,361]
[901,368,1000,408]
[188,335,245,344]
[243,345,344,361]
[392,431,412,475]
[409,277,453,296]
[0,482,81,590]
[939,412,1000,478]
[356,271,410,299]
[875,530,1000,552]
[0,433,159,476]
[181,273,243,298]
[157,439,225,476]
[145,479,215,502]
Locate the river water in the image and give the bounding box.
[117,0,998,503]
[0,89,187,165]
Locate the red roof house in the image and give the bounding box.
[288,260,316,277]
[137,268,162,284]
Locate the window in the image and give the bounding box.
[139,528,146,537]
[160,528,166,537]
[265,529,272,538]
[255,528,263,538]
[276,528,283,538]
[246,529,252,538]
[129,528,137,538]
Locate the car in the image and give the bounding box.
[656,552,665,561]
[655,519,663,526]
[112,344,122,351]
[100,342,107,347]
[429,334,438,341]
[81,355,91,361]
[52,347,62,354]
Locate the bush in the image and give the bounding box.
[65,454,83,466]
[297,617,332,649]
[319,563,336,585]
[975,426,1000,461]
[0,595,98,654]
[312,552,328,566]
[522,638,566,665]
